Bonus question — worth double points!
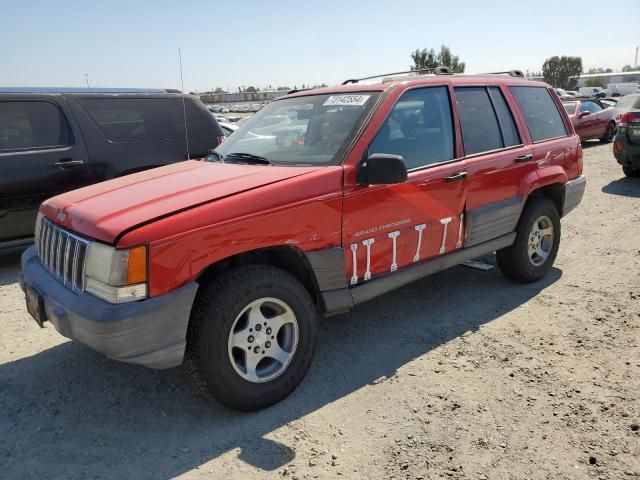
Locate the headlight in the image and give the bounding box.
[84,243,147,304]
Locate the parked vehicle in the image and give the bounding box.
[566,90,582,98]
[578,86,606,98]
[218,121,238,137]
[612,94,640,177]
[0,88,224,248]
[607,83,638,97]
[600,97,618,108]
[554,88,573,99]
[562,98,618,142]
[20,70,586,410]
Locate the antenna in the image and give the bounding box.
[179,48,190,160]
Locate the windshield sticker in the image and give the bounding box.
[323,95,371,107]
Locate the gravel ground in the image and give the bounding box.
[1,142,638,480]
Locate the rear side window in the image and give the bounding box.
[510,86,567,142]
[78,98,214,143]
[0,101,73,152]
[455,87,521,156]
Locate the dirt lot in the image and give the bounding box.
[1,142,638,480]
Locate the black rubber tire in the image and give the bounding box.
[184,265,318,411]
[599,122,616,143]
[622,166,640,177]
[496,196,561,283]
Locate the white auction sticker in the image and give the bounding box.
[323,95,370,107]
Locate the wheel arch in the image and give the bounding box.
[195,245,327,310]
[518,167,568,216]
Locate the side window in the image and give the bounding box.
[510,86,568,142]
[580,101,602,113]
[0,101,73,152]
[455,87,521,155]
[368,86,454,170]
[78,98,211,143]
[488,87,521,147]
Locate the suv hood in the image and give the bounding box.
[41,160,323,243]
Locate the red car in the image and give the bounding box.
[562,98,618,143]
[20,69,586,410]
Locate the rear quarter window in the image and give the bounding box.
[510,86,568,142]
[78,97,215,143]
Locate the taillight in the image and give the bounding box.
[577,143,583,175]
[217,135,226,144]
[614,141,624,153]
[620,112,640,125]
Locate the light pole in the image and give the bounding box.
[84,73,90,88]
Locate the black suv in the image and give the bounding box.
[0,88,224,248]
[612,94,640,177]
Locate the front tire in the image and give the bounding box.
[496,197,561,283]
[622,165,640,177]
[184,265,318,411]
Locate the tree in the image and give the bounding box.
[214,87,226,93]
[410,45,465,73]
[622,65,640,72]
[245,86,258,92]
[586,77,606,88]
[542,56,583,89]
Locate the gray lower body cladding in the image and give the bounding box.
[20,247,198,369]
[562,176,587,217]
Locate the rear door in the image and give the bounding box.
[454,85,534,246]
[580,100,606,137]
[0,96,91,241]
[342,86,467,285]
[68,96,221,179]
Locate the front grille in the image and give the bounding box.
[36,217,90,293]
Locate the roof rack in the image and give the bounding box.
[485,70,525,78]
[287,87,314,95]
[342,66,453,85]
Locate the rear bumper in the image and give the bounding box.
[20,247,198,369]
[562,175,587,217]
[613,134,640,168]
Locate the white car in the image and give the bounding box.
[218,121,238,137]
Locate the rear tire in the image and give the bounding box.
[184,265,318,411]
[496,196,561,283]
[599,122,616,143]
[622,166,640,177]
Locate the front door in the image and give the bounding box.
[0,97,91,241]
[342,86,466,285]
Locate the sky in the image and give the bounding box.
[2,0,639,92]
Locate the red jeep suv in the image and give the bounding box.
[20,69,586,410]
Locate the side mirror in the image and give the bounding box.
[579,111,591,118]
[357,153,408,186]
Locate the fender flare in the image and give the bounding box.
[517,166,568,199]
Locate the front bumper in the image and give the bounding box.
[20,247,198,369]
[562,175,587,217]
[613,133,640,168]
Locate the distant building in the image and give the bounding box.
[198,90,287,104]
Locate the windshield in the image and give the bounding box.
[563,102,577,115]
[211,92,380,166]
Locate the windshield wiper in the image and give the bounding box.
[224,152,273,165]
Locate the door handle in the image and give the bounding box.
[515,154,534,163]
[54,159,84,168]
[444,171,467,182]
